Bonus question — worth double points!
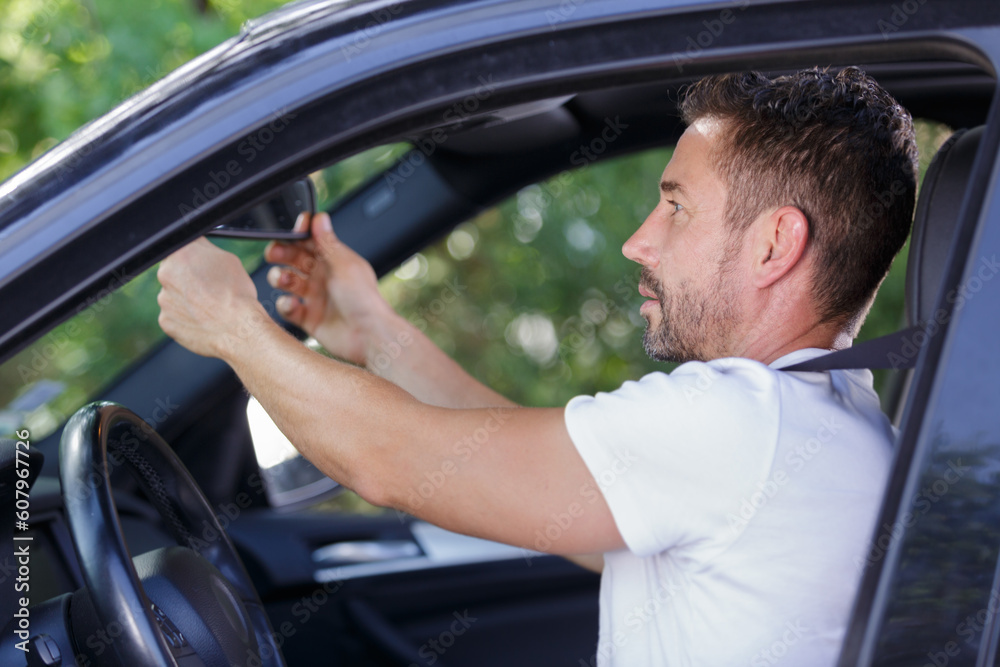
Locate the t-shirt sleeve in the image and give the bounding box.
[564,360,781,557]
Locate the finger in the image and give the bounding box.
[264,213,313,263]
[156,289,178,333]
[311,212,354,262]
[264,240,320,274]
[156,287,169,310]
[266,265,310,297]
[275,294,306,326]
[157,252,188,287]
[292,211,310,234]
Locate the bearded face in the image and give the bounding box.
[639,259,740,363]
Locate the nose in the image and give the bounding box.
[622,210,658,267]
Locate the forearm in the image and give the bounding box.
[208,308,622,556]
[356,308,517,410]
[222,310,417,501]
[564,554,604,573]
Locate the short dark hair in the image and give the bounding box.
[680,67,919,332]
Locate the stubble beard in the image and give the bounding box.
[640,264,739,363]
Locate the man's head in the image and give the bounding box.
[624,67,919,363]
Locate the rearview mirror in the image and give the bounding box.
[208,179,315,240]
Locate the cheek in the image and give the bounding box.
[663,230,714,279]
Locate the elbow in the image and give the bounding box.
[350,472,394,509]
[336,399,428,512]
[342,439,402,510]
[351,480,393,507]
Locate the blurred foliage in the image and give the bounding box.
[0,0,290,182]
[0,238,268,437]
[381,149,669,407]
[382,119,954,407]
[311,143,413,212]
[0,0,288,436]
[0,0,957,463]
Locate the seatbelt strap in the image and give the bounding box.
[779,324,924,372]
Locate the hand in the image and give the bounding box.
[157,238,267,359]
[264,212,390,365]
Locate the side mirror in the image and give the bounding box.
[246,396,342,511]
[208,179,315,240]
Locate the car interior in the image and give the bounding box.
[0,51,996,666]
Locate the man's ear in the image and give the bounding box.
[751,206,809,289]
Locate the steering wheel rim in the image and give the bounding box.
[60,401,286,667]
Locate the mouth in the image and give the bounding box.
[638,284,660,317]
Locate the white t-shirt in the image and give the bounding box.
[564,348,894,667]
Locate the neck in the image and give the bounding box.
[750,325,850,365]
[729,302,851,366]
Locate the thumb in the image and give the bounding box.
[311,212,339,253]
[311,212,362,269]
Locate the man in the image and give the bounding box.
[157,67,918,665]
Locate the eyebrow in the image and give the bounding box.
[660,180,688,198]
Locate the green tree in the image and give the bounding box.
[0,0,287,182]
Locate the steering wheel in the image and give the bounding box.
[60,402,286,667]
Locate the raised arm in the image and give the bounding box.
[156,226,622,562]
[262,213,515,409]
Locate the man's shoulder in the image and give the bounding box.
[566,357,785,440]
[617,356,786,403]
[571,351,883,431]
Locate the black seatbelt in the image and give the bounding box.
[779,324,924,372]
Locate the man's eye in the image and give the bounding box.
[668,200,684,214]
